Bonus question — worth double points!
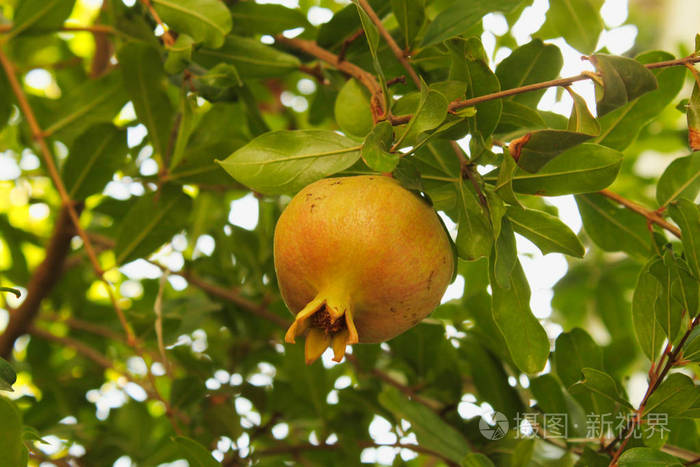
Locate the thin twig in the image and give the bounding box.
[275,35,385,119]
[598,189,681,238]
[139,0,175,46]
[388,55,700,126]
[450,141,489,209]
[355,0,421,88]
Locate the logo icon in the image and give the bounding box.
[479,411,509,440]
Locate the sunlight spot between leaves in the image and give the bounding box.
[0,154,20,181]
[260,34,275,44]
[483,13,509,36]
[601,0,629,28]
[272,423,289,439]
[229,193,259,230]
[598,25,638,55]
[326,389,339,405]
[297,78,316,95]
[307,6,333,26]
[511,0,548,45]
[369,415,397,445]
[257,0,299,8]
[441,275,464,304]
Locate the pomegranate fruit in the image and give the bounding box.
[274,175,454,364]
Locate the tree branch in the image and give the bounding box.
[28,325,114,369]
[0,207,77,358]
[274,35,385,119]
[355,0,421,88]
[598,189,681,238]
[388,55,700,126]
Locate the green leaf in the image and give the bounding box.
[618,447,683,466]
[633,258,664,362]
[217,130,362,195]
[172,436,219,467]
[644,373,699,416]
[361,122,398,172]
[569,367,633,410]
[493,218,517,289]
[689,83,700,151]
[391,0,425,49]
[114,187,193,264]
[495,151,521,207]
[460,337,523,420]
[11,0,75,37]
[196,63,243,102]
[650,251,683,342]
[682,326,700,362]
[530,373,587,438]
[164,34,196,74]
[229,2,310,36]
[506,206,584,257]
[0,397,24,467]
[656,152,700,207]
[513,130,592,173]
[669,199,700,278]
[379,386,471,463]
[568,88,600,135]
[455,181,492,260]
[354,0,386,86]
[590,53,658,117]
[596,51,686,150]
[0,358,16,392]
[396,88,449,147]
[42,72,129,146]
[507,143,622,196]
[335,79,374,138]
[553,328,603,387]
[118,42,174,160]
[62,124,128,200]
[490,257,549,374]
[540,0,603,53]
[496,39,564,108]
[196,36,300,78]
[461,453,496,467]
[576,193,652,258]
[317,0,391,48]
[153,0,231,48]
[421,0,521,47]
[497,100,547,132]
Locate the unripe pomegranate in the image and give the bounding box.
[274,175,454,364]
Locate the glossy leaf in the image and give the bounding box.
[119,42,174,159]
[496,39,563,108]
[361,121,398,172]
[114,187,193,264]
[165,34,196,74]
[669,199,700,278]
[495,151,521,206]
[512,130,592,173]
[396,88,449,147]
[153,0,232,48]
[591,53,658,116]
[218,130,362,195]
[62,124,128,200]
[0,358,16,392]
[335,79,373,138]
[507,143,623,196]
[455,181,492,260]
[490,258,549,374]
[650,251,683,342]
[196,36,300,78]
[596,51,686,150]
[421,0,521,47]
[656,152,700,207]
[644,373,699,416]
[229,2,310,36]
[568,88,600,135]
[618,448,683,466]
[576,193,652,258]
[493,218,517,289]
[379,387,471,463]
[569,367,633,410]
[633,259,664,362]
[540,0,603,53]
[554,328,603,387]
[506,206,584,257]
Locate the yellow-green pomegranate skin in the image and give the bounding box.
[273,175,454,361]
